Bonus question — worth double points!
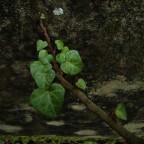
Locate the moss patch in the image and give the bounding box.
[0,135,123,144]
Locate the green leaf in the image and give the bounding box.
[60,50,84,75]
[38,50,48,58]
[38,50,53,64]
[55,40,64,50]
[30,61,52,78]
[33,69,55,89]
[47,54,53,63]
[37,40,48,51]
[40,13,46,20]
[115,103,127,121]
[30,61,44,78]
[56,46,70,64]
[56,53,66,64]
[30,61,54,89]
[61,46,69,53]
[30,83,65,118]
[76,78,86,90]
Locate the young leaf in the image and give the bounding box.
[56,47,69,64]
[30,83,65,118]
[61,46,69,53]
[56,53,66,64]
[55,40,64,50]
[60,50,84,75]
[76,78,86,90]
[38,50,48,58]
[38,50,53,64]
[115,103,127,121]
[40,13,46,20]
[37,40,48,51]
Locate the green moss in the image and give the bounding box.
[0,135,121,144]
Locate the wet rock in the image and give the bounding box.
[90,75,144,97]
[68,103,86,111]
[0,124,22,133]
[46,120,65,126]
[134,107,144,120]
[24,113,33,123]
[1,0,144,88]
[11,61,30,79]
[74,129,97,136]
[0,0,144,137]
[124,121,144,137]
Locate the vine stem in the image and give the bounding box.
[39,20,53,53]
[39,20,61,73]
[39,20,144,144]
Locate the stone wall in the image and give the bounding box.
[0,0,144,91]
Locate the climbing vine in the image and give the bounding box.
[30,14,86,118]
[29,13,144,144]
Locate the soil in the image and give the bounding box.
[0,0,144,142]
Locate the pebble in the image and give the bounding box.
[46,120,65,126]
[74,129,97,136]
[0,124,22,133]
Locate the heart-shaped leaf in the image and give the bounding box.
[30,61,54,89]
[56,47,70,64]
[61,46,69,53]
[37,40,48,51]
[30,61,52,78]
[33,69,55,89]
[30,83,65,118]
[56,53,66,64]
[115,103,127,121]
[40,13,46,20]
[60,50,84,75]
[76,78,87,90]
[38,50,53,64]
[55,40,64,50]
[38,50,48,58]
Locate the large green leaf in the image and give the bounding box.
[30,83,65,118]
[30,61,55,89]
[30,61,52,78]
[60,50,84,75]
[115,103,127,121]
[34,69,55,89]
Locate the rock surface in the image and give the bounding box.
[0,0,144,138]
